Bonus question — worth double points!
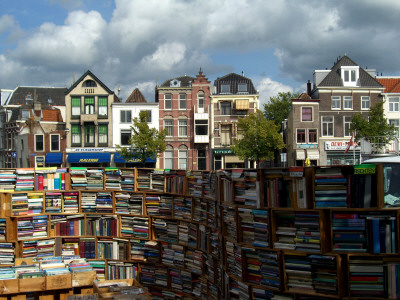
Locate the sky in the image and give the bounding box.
[1,0,400,107]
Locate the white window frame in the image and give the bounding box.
[389,119,400,138]
[178,147,188,169]
[361,96,370,110]
[344,116,352,137]
[179,94,187,110]
[332,96,341,110]
[341,66,359,87]
[164,93,172,110]
[35,134,44,152]
[120,110,132,123]
[164,119,173,137]
[301,107,313,122]
[164,146,173,169]
[296,128,306,144]
[389,97,399,112]
[50,134,60,152]
[120,130,131,146]
[198,93,204,110]
[343,96,353,110]
[178,119,188,137]
[322,116,334,137]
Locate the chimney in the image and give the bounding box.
[307,80,312,96]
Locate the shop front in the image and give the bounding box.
[324,141,360,165]
[67,152,111,167]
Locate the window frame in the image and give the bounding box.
[120,129,131,146]
[84,123,95,146]
[220,84,230,93]
[164,119,173,137]
[120,110,132,123]
[178,146,188,170]
[71,97,81,117]
[220,101,232,115]
[84,97,95,114]
[343,96,353,110]
[178,119,188,137]
[98,124,108,146]
[164,146,174,169]
[331,96,341,110]
[50,134,60,152]
[198,93,204,109]
[361,96,370,110]
[389,97,399,112]
[344,116,352,137]
[179,94,187,110]
[389,119,400,138]
[164,93,172,110]
[308,129,318,144]
[296,129,306,143]
[301,107,313,122]
[71,124,81,146]
[98,96,108,117]
[140,110,152,123]
[221,124,232,146]
[238,83,247,93]
[322,116,334,137]
[34,134,44,152]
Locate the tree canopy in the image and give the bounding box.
[116,111,167,166]
[350,101,397,147]
[263,91,300,132]
[231,110,285,167]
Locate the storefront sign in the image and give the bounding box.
[296,144,318,149]
[67,148,116,153]
[325,141,359,151]
[213,149,233,155]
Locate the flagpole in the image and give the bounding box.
[353,131,356,164]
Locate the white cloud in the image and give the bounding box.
[140,43,186,71]
[255,77,294,108]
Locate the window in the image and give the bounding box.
[164,120,173,137]
[198,93,204,110]
[164,94,172,110]
[71,97,81,117]
[50,134,60,152]
[21,110,30,120]
[238,83,247,93]
[221,84,230,93]
[84,97,95,114]
[322,116,334,137]
[301,107,312,121]
[220,102,231,115]
[221,124,232,145]
[179,94,187,110]
[344,116,352,136]
[164,145,173,169]
[71,125,81,144]
[361,96,370,110]
[178,120,188,137]
[344,70,356,82]
[214,155,222,170]
[98,97,108,117]
[120,110,132,123]
[198,149,206,170]
[389,120,400,138]
[195,120,208,135]
[82,80,97,87]
[389,97,399,112]
[98,124,108,145]
[35,134,44,152]
[140,110,152,123]
[178,146,188,169]
[84,124,95,145]
[341,67,359,86]
[309,129,317,143]
[297,129,306,143]
[120,130,131,146]
[344,96,353,109]
[332,96,341,109]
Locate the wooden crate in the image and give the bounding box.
[72,271,97,287]
[19,277,46,292]
[0,279,19,294]
[45,274,72,290]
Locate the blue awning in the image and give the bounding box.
[68,152,111,163]
[46,153,63,164]
[114,153,156,163]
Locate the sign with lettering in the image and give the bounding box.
[325,141,360,151]
[213,149,233,155]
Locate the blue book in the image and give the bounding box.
[372,219,380,254]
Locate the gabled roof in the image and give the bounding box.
[318,55,382,88]
[214,73,258,94]
[65,70,114,95]
[159,75,196,88]
[6,87,67,106]
[8,103,62,123]
[376,78,400,93]
[125,88,147,103]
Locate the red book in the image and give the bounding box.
[38,175,44,190]
[333,213,358,219]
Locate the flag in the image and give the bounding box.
[344,135,354,154]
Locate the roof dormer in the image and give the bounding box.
[341,66,359,87]
[170,79,181,87]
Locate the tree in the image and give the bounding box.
[231,110,285,167]
[264,91,300,132]
[116,111,167,167]
[350,101,397,147]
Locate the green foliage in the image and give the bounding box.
[231,110,285,167]
[350,101,397,146]
[116,111,167,166]
[263,91,300,131]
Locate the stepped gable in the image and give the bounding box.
[377,78,400,93]
[318,55,383,87]
[125,88,147,103]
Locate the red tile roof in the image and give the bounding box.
[377,78,400,93]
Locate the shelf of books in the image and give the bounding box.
[0,165,397,299]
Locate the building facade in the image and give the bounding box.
[65,70,118,167]
[156,70,211,170]
[286,93,320,167]
[112,88,159,167]
[310,56,384,165]
[211,73,259,170]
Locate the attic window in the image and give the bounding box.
[82,80,97,87]
[238,83,247,93]
[25,93,33,101]
[341,66,359,87]
[21,110,30,120]
[221,84,230,93]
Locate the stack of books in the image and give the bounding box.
[70,168,87,190]
[105,168,121,190]
[15,168,35,191]
[86,169,104,190]
[0,169,16,191]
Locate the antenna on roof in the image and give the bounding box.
[242,70,244,76]
[118,84,121,96]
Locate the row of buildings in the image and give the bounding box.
[1,55,399,170]
[0,70,259,170]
